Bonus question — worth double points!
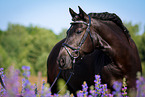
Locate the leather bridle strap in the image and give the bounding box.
[62,15,94,65]
[70,15,93,49]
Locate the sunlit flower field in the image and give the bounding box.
[0,66,145,97]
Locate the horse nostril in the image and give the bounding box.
[59,58,65,68]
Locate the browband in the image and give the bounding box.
[70,21,88,26]
[70,15,91,26]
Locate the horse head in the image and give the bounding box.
[57,6,98,70]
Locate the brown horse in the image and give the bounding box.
[47,38,111,94]
[57,6,142,91]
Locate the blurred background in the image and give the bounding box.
[0,0,145,77]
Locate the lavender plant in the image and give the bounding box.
[0,66,145,97]
[5,66,20,97]
[122,78,128,96]
[94,75,108,96]
[136,72,145,97]
[78,75,109,97]
[40,80,51,97]
[21,66,35,97]
[112,81,122,97]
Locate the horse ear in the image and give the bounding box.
[78,6,88,20]
[69,8,77,18]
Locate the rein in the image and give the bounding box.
[57,72,73,94]
[50,60,75,92]
[0,76,5,89]
[49,69,73,93]
[49,69,62,89]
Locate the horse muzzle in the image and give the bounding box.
[57,49,73,70]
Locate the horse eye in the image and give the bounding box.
[76,30,82,34]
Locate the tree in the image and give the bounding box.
[0,24,60,75]
[139,30,145,63]
[57,28,67,40]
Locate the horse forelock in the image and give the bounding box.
[72,14,82,21]
[88,12,130,39]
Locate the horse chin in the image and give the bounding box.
[60,63,72,70]
[63,65,72,70]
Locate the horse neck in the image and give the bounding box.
[93,20,132,63]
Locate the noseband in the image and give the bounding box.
[62,15,94,67]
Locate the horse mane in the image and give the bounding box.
[88,12,130,38]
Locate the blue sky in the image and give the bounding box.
[0,0,145,34]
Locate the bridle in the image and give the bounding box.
[50,15,111,92]
[50,15,95,92]
[49,15,94,92]
[62,15,94,68]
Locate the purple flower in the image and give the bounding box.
[136,74,145,97]
[21,66,36,96]
[82,81,88,91]
[89,89,95,96]
[108,94,114,97]
[77,90,83,97]
[0,68,4,76]
[113,81,122,92]
[40,80,52,97]
[4,67,145,96]
[54,93,59,97]
[122,86,127,96]
[94,75,102,96]
[82,81,88,96]
[22,66,31,78]
[112,81,122,97]
[21,78,35,96]
[22,66,30,71]
[3,66,20,97]
[94,75,101,84]
[0,68,4,71]
[101,84,108,96]
[34,83,38,95]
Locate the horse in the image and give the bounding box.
[57,6,142,92]
[47,38,111,95]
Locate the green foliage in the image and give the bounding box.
[141,62,145,76]
[57,28,67,40]
[57,78,67,95]
[0,45,11,70]
[0,23,61,76]
[139,33,145,62]
[125,22,145,76]
[124,22,141,45]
